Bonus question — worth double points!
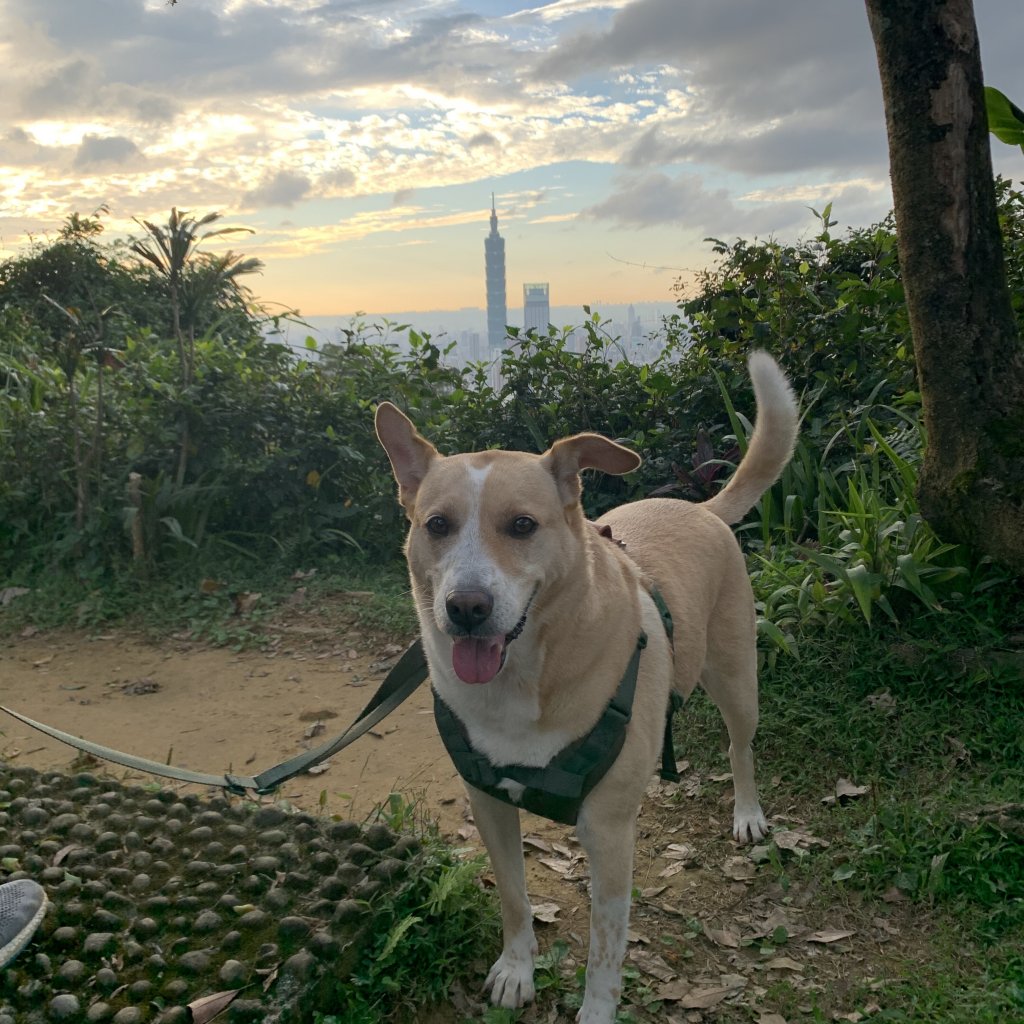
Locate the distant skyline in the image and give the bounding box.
[1,1,1022,316]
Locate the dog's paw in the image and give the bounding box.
[485,951,536,1008]
[575,995,618,1024]
[733,805,769,844]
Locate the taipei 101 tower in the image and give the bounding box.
[485,194,507,351]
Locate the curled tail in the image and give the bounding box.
[703,352,799,525]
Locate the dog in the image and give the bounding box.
[375,351,798,1024]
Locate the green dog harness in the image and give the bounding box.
[433,589,682,826]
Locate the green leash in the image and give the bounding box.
[1,591,684,812]
[0,640,430,796]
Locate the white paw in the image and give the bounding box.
[485,950,536,1008]
[733,805,769,844]
[575,994,618,1024]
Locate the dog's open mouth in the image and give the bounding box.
[451,635,506,685]
[449,587,536,685]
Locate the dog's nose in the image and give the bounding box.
[445,589,494,631]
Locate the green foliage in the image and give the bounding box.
[985,86,1024,155]
[323,829,499,1020]
[4,188,1024,636]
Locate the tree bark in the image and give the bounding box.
[865,0,1024,573]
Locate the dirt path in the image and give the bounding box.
[0,615,919,1022]
[0,624,468,829]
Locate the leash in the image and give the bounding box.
[0,640,429,796]
[2,585,685,806]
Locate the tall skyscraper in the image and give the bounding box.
[485,194,507,351]
[523,282,550,334]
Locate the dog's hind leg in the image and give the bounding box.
[701,650,768,843]
[467,786,538,1008]
[574,801,637,1024]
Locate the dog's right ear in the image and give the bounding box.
[375,402,439,509]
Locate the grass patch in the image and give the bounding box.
[674,589,1024,1022]
[0,553,417,646]
[314,798,500,1024]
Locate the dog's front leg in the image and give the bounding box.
[467,785,538,1008]
[575,802,636,1024]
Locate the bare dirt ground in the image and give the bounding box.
[1,600,924,1023]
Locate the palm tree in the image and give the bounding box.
[130,209,263,485]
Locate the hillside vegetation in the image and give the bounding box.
[2,194,1023,1022]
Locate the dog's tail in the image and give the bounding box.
[703,352,799,525]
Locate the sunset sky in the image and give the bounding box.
[2,0,1022,318]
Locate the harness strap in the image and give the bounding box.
[0,639,430,796]
[435,633,645,826]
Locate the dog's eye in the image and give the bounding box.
[510,516,537,537]
[425,515,449,537]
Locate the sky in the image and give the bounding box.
[1,0,1022,318]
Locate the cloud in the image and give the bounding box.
[392,187,417,206]
[322,167,357,193]
[0,128,61,167]
[73,134,143,168]
[243,170,312,208]
[583,172,735,230]
[467,130,498,149]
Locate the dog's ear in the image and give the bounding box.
[375,402,439,509]
[542,433,642,506]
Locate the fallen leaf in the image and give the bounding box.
[709,771,733,783]
[773,829,829,852]
[188,989,240,1023]
[233,591,262,615]
[32,655,54,668]
[303,721,326,740]
[663,843,698,864]
[121,678,160,696]
[722,856,758,881]
[640,885,667,900]
[1,586,31,606]
[805,929,855,944]
[822,778,870,806]
[657,979,693,1001]
[531,902,561,924]
[758,1014,789,1024]
[763,957,804,972]
[866,690,896,710]
[299,708,338,721]
[658,861,688,879]
[703,924,740,948]
[538,857,574,876]
[306,762,331,776]
[628,948,677,982]
[53,844,78,866]
[678,985,742,1009]
[522,836,552,854]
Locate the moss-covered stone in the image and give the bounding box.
[0,762,427,1023]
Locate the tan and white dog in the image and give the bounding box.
[375,352,798,1024]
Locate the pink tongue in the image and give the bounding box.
[452,636,505,684]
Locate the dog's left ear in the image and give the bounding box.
[542,433,642,507]
[375,401,439,509]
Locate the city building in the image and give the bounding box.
[485,194,507,351]
[523,282,550,334]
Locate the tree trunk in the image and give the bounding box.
[865,0,1024,574]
